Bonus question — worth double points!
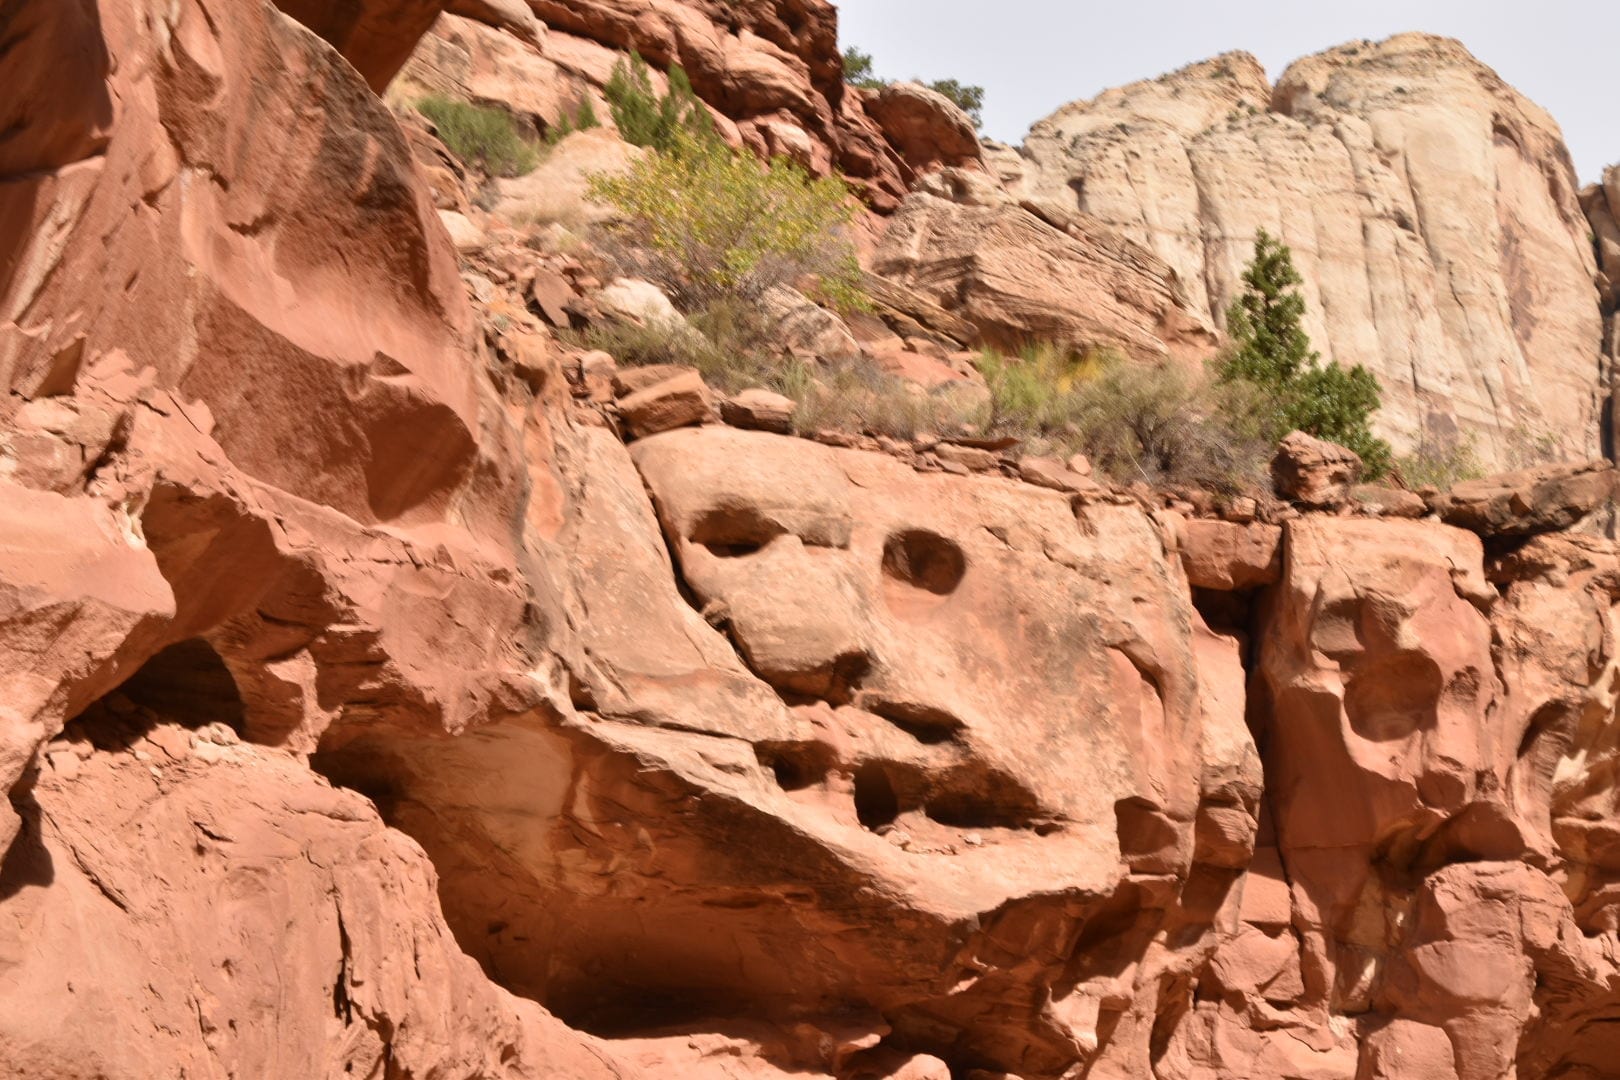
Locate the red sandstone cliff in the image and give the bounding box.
[4,2,1620,1079]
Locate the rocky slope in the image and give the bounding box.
[1013,34,1609,468]
[6,2,1620,1079]
[393,0,981,211]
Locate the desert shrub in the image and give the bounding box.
[973,346,1270,491]
[546,97,601,145]
[1217,229,1393,476]
[1071,363,1272,491]
[587,131,864,310]
[975,343,1102,440]
[1393,433,1485,490]
[573,297,785,392]
[574,317,722,373]
[415,96,538,177]
[842,47,886,90]
[577,297,979,440]
[604,51,714,152]
[789,361,984,441]
[1503,425,1563,468]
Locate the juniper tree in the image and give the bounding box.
[1218,229,1393,476]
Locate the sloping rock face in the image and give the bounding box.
[872,168,1216,359]
[272,0,452,90]
[315,423,1262,1077]
[1,714,624,1079]
[399,0,983,211]
[1018,34,1606,467]
[1585,165,1620,433]
[0,0,617,1070]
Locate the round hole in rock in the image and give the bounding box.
[754,742,834,792]
[688,505,784,559]
[881,530,966,595]
[853,763,900,830]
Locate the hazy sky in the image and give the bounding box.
[833,0,1617,183]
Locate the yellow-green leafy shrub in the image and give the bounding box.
[587,132,864,311]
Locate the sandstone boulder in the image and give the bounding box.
[1180,520,1283,590]
[721,388,797,434]
[864,82,983,172]
[439,208,487,252]
[1430,460,1616,538]
[1271,431,1362,508]
[618,370,715,437]
[596,277,686,329]
[761,286,861,362]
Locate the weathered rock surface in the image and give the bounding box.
[1017,34,1607,467]
[1271,430,1363,509]
[1,714,624,1078]
[1430,460,1616,538]
[874,169,1216,359]
[1582,165,1620,414]
[0,0,616,1070]
[315,422,1262,1078]
[273,0,451,91]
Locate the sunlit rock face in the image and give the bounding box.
[1017,34,1607,468]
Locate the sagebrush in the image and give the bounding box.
[974,347,1271,492]
[414,96,538,177]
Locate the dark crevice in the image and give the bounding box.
[753,741,835,792]
[881,529,967,595]
[853,763,900,829]
[0,779,52,901]
[859,696,965,745]
[114,637,246,735]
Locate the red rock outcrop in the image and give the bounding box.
[9,2,1620,1078]
[398,0,983,210]
[272,0,452,90]
[2,713,624,1078]
[0,0,613,1069]
[312,422,1263,1077]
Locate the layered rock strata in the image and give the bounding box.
[1016,35,1608,467]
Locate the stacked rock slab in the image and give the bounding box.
[1017,34,1606,467]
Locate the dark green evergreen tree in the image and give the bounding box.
[841,46,885,89]
[1218,229,1393,476]
[604,51,714,153]
[925,78,984,128]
